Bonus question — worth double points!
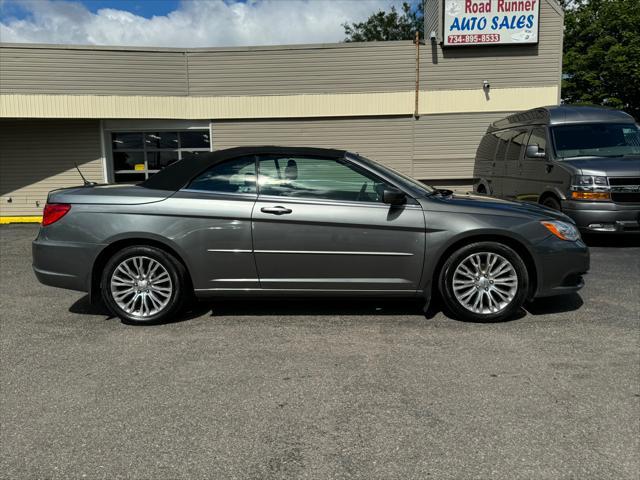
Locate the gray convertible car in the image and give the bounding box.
[33,146,589,325]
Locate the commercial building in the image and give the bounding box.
[0,0,563,221]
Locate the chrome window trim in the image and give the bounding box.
[254,250,414,256]
[180,189,422,209]
[255,194,422,210]
[207,249,253,253]
[257,278,413,283]
[195,288,419,293]
[207,249,414,256]
[180,189,258,199]
[209,278,259,282]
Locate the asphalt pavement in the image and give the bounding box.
[1,224,638,479]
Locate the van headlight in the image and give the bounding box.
[570,175,610,200]
[541,220,580,241]
[572,175,608,186]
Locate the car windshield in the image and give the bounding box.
[347,153,434,196]
[551,123,640,159]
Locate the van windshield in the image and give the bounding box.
[551,123,640,159]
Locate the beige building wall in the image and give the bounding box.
[0,120,103,216]
[187,42,415,96]
[0,41,413,97]
[0,47,188,96]
[412,111,512,179]
[214,117,415,174]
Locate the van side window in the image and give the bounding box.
[476,133,500,161]
[474,133,501,177]
[527,128,547,154]
[505,130,527,164]
[495,130,515,162]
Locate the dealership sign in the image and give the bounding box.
[443,0,540,46]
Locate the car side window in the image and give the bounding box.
[527,128,547,156]
[257,155,389,203]
[187,156,256,194]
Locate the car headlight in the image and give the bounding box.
[541,220,580,241]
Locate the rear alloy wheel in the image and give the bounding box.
[439,242,529,322]
[101,246,188,325]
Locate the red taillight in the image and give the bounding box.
[42,203,71,226]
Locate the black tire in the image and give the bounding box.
[438,242,529,322]
[101,245,189,325]
[541,195,561,211]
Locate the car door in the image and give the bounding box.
[251,154,426,292]
[168,155,259,290]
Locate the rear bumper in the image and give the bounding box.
[32,236,102,292]
[532,236,590,298]
[562,200,640,233]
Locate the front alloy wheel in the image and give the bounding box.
[440,242,529,322]
[452,252,518,314]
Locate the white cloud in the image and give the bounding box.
[0,0,404,47]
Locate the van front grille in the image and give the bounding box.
[609,177,640,203]
[609,177,640,186]
[611,192,640,203]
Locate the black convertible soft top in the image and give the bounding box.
[141,146,347,191]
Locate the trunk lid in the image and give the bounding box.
[47,184,174,205]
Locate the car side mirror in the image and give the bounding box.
[383,187,406,205]
[526,144,546,159]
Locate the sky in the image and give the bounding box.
[0,0,405,47]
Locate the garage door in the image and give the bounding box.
[214,116,415,176]
[0,119,103,217]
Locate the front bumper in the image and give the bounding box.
[32,235,101,292]
[562,200,640,233]
[532,235,590,298]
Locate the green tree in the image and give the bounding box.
[562,0,640,119]
[343,2,423,42]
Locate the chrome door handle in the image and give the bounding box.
[260,206,292,215]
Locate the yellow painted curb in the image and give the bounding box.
[0,216,42,224]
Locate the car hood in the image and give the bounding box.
[561,156,640,177]
[47,184,173,205]
[421,193,573,222]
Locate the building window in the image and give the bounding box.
[110,130,210,183]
